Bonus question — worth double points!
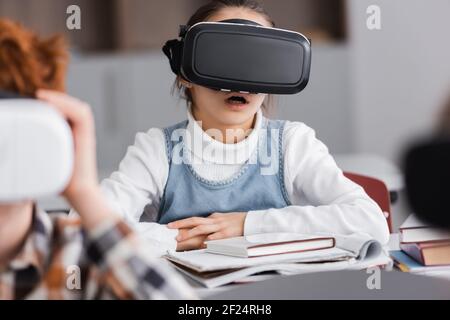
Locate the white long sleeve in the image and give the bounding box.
[100,128,178,256]
[244,122,390,245]
[101,109,390,257]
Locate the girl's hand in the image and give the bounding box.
[37,90,114,228]
[176,229,208,251]
[37,90,98,200]
[168,212,247,244]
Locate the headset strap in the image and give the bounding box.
[162,39,183,75]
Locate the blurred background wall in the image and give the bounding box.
[1,0,449,226]
[0,0,346,51]
[347,0,450,162]
[0,0,352,176]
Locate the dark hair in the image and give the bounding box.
[186,0,274,27]
[173,0,275,114]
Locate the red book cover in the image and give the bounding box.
[400,241,450,266]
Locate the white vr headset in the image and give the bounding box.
[0,98,74,203]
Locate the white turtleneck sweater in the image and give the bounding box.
[100,109,390,256]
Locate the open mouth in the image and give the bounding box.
[226,95,249,105]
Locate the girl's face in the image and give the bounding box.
[185,7,273,128]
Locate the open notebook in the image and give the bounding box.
[165,233,391,288]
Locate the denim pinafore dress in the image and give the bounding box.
[157,118,291,224]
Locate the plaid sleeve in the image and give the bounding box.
[85,219,197,300]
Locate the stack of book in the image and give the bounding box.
[391,215,450,276]
[165,233,390,288]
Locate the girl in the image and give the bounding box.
[101,0,390,255]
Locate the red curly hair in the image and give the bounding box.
[0,19,68,96]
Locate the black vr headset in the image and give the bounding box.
[163,19,311,95]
